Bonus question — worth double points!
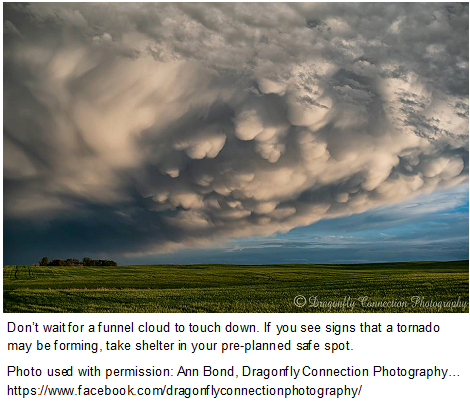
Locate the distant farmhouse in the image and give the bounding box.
[39,257,117,266]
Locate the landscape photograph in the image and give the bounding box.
[3,2,469,313]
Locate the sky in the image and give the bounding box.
[2,2,469,265]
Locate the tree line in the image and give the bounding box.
[39,257,117,266]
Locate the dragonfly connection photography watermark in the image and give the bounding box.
[293,295,469,311]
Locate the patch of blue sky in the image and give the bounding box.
[129,184,468,264]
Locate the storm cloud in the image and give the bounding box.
[3,3,468,262]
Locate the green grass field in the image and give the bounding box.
[3,261,469,313]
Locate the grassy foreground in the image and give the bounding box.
[3,261,469,313]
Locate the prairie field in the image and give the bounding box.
[3,261,468,313]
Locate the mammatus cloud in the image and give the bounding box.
[3,3,468,259]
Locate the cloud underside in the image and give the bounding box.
[3,3,469,258]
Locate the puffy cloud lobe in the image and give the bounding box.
[3,3,468,259]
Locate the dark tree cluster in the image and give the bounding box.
[39,256,117,266]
